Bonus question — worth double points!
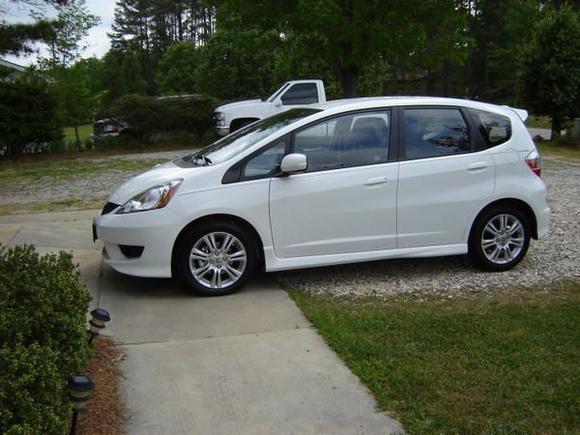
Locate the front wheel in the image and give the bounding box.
[469,207,531,271]
[175,221,256,296]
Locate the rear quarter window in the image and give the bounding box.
[469,109,512,148]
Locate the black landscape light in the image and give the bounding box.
[88,308,111,344]
[68,375,95,435]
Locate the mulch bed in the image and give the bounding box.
[76,337,126,435]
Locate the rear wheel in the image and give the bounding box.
[176,221,256,296]
[469,206,531,271]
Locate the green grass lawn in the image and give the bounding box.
[63,124,93,148]
[539,141,580,161]
[290,284,580,434]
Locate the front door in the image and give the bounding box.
[269,110,398,258]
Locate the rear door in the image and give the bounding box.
[397,106,495,248]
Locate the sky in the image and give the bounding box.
[1,0,116,66]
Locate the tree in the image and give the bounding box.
[156,41,197,95]
[101,47,148,104]
[0,71,62,156]
[212,0,468,97]
[43,0,99,67]
[53,64,95,150]
[109,0,215,94]
[520,6,580,138]
[194,27,288,100]
[0,0,67,56]
[37,0,99,150]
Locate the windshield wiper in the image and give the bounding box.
[193,154,212,166]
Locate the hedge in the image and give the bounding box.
[0,73,63,157]
[0,245,92,434]
[99,94,217,142]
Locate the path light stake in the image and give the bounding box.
[68,375,94,435]
[89,308,111,345]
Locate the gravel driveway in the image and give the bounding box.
[3,150,192,206]
[278,158,580,297]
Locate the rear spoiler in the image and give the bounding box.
[503,106,528,122]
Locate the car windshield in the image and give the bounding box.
[266,83,290,103]
[180,108,320,166]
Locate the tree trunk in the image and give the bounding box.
[339,66,359,98]
[74,124,81,151]
[551,116,562,139]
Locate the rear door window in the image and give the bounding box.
[403,108,471,160]
[469,109,512,147]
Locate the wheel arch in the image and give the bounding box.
[230,118,260,132]
[171,213,265,277]
[469,198,538,242]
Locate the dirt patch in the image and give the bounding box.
[77,337,126,435]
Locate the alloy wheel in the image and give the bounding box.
[188,231,247,289]
[481,213,525,265]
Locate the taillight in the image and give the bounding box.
[525,149,541,177]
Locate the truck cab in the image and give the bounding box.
[215,79,326,136]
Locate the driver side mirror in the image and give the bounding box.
[280,153,307,175]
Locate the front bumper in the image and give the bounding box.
[94,207,184,278]
[215,126,230,137]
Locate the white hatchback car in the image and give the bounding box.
[94,97,550,295]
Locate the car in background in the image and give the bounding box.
[214,79,327,136]
[94,97,550,296]
[91,117,129,142]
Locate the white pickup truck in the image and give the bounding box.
[214,79,327,136]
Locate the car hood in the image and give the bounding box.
[109,160,193,205]
[216,99,263,112]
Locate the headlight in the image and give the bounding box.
[215,111,225,126]
[116,179,183,214]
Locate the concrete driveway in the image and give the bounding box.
[1,210,403,435]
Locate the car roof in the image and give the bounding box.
[311,96,527,121]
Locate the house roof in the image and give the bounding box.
[0,59,26,72]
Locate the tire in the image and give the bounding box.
[175,220,256,296]
[469,206,531,271]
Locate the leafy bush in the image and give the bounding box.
[0,72,63,157]
[101,94,160,141]
[99,94,217,143]
[0,245,92,434]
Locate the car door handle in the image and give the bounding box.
[467,162,489,171]
[364,176,388,186]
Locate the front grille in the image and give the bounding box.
[101,202,119,215]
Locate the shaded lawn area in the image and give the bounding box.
[64,123,93,148]
[290,284,580,434]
